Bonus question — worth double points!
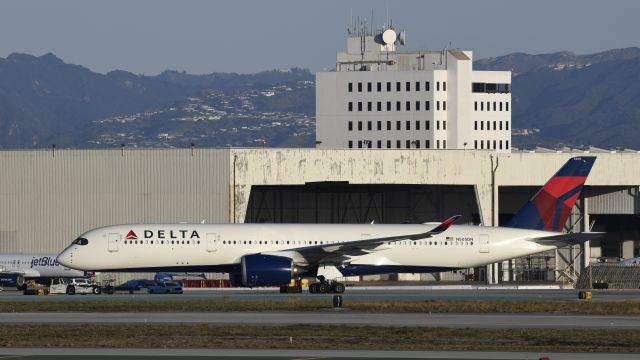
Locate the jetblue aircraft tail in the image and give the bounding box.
[505,156,596,231]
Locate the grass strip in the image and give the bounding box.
[2,299,640,315]
[0,324,639,353]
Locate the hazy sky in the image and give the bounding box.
[1,0,638,75]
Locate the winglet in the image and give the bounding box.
[431,215,461,233]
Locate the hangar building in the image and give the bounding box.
[1,148,638,284]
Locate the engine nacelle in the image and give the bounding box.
[241,254,293,287]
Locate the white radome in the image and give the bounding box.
[382,29,397,45]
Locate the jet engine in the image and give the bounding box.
[241,254,293,287]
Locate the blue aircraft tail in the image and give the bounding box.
[505,157,596,231]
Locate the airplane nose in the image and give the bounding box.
[56,250,73,267]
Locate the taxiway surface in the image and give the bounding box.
[3,311,640,328]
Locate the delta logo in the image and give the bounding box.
[125,230,138,240]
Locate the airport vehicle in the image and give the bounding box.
[110,279,156,294]
[148,281,183,294]
[57,157,601,293]
[0,253,87,290]
[49,277,101,295]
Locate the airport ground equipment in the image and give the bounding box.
[49,278,101,295]
[147,281,183,294]
[576,264,640,289]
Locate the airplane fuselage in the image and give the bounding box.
[57,223,557,277]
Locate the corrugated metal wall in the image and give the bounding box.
[589,187,640,215]
[0,148,230,253]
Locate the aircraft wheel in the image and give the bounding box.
[309,283,318,293]
[66,286,76,295]
[332,282,346,294]
[317,282,329,293]
[93,286,101,295]
[16,276,26,291]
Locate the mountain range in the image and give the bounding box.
[1,48,639,149]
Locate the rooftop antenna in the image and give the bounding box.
[386,5,389,29]
[370,9,374,35]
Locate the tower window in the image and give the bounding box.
[425,101,430,111]
[406,121,411,130]
[396,82,401,91]
[348,141,353,148]
[348,83,353,92]
[406,101,410,111]
[358,121,362,131]
[415,121,420,130]
[396,121,401,130]
[387,82,391,92]
[377,82,382,92]
[416,101,420,111]
[443,82,447,91]
[406,82,411,91]
[367,82,372,92]
[425,81,430,91]
[387,101,391,111]
[348,102,353,112]
[396,101,401,111]
[377,121,382,131]
[357,82,362,92]
[367,121,372,131]
[358,102,362,111]
[377,101,382,111]
[377,140,382,148]
[387,121,391,130]
[348,121,353,131]
[367,102,372,111]
[416,82,420,91]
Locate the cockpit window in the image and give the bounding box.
[72,238,89,245]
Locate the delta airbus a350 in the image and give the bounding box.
[57,157,600,293]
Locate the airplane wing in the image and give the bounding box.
[529,232,605,248]
[267,215,461,266]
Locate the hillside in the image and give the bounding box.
[1,48,639,149]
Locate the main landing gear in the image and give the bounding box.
[308,276,345,294]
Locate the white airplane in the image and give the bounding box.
[57,157,601,293]
[0,253,86,290]
[618,257,640,265]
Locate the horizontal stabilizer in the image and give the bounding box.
[530,232,605,247]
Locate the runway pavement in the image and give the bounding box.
[3,287,640,302]
[0,347,639,359]
[3,311,640,328]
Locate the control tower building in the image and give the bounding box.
[316,21,512,152]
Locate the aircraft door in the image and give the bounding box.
[108,233,120,252]
[206,233,219,252]
[479,234,490,253]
